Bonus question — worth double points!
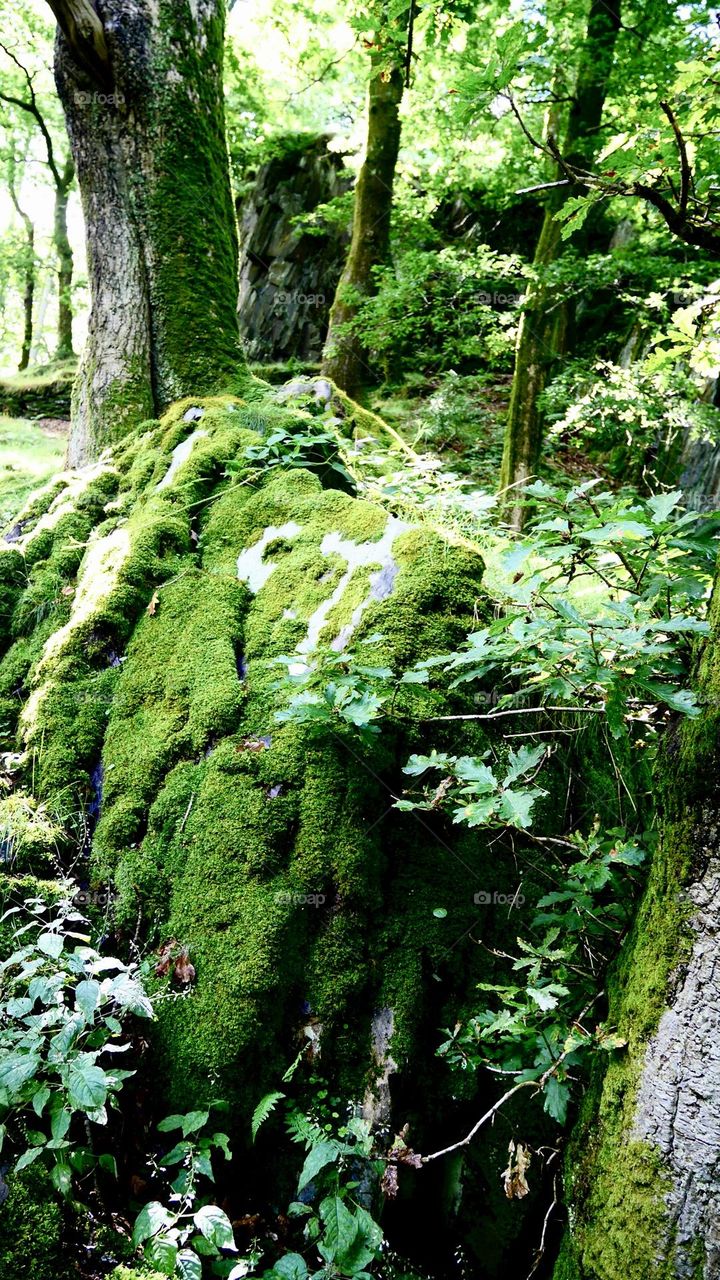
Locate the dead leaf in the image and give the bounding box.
[154,939,177,977]
[146,591,160,616]
[502,1140,531,1200]
[173,948,196,985]
[61,585,75,597]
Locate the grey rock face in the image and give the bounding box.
[236,135,351,362]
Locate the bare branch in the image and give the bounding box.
[0,39,62,187]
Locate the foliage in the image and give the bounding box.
[252,1090,384,1280]
[0,884,153,1194]
[344,246,522,382]
[131,1108,238,1280]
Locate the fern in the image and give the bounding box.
[285,1107,325,1148]
[251,1090,285,1142]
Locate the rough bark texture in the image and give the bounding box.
[500,0,621,528]
[50,0,245,463]
[322,59,403,395]
[556,590,720,1279]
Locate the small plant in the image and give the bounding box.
[252,1092,385,1280]
[0,884,153,1195]
[132,1107,241,1280]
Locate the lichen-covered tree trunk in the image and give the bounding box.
[500,0,621,529]
[48,0,245,464]
[53,156,75,361]
[556,586,720,1279]
[321,57,403,395]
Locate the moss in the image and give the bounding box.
[0,1166,72,1280]
[557,713,710,1276]
[0,362,75,419]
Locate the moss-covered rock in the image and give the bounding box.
[0,388,501,1124]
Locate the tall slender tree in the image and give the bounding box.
[499,0,622,528]
[0,39,76,362]
[322,15,406,395]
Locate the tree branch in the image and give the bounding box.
[44,0,111,87]
[0,40,62,187]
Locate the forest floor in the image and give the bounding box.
[0,415,67,525]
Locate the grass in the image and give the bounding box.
[0,417,66,527]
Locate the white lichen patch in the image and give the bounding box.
[236,521,302,593]
[22,525,132,736]
[12,462,114,551]
[156,429,208,491]
[298,515,408,656]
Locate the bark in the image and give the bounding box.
[47,0,245,464]
[7,166,35,373]
[500,0,621,529]
[322,57,404,396]
[558,592,720,1279]
[54,154,75,360]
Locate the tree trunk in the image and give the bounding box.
[8,167,35,373]
[48,0,245,464]
[321,57,403,396]
[557,590,720,1279]
[500,0,621,529]
[54,155,75,361]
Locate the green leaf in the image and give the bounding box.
[193,1204,237,1252]
[180,1109,209,1136]
[177,1250,202,1280]
[297,1138,341,1192]
[15,1146,43,1172]
[317,1195,358,1266]
[31,1085,51,1117]
[75,979,100,1021]
[0,1052,40,1093]
[66,1062,108,1112]
[272,1255,309,1280]
[527,987,560,1011]
[37,933,63,959]
[133,1201,174,1246]
[543,1076,570,1124]
[50,1162,73,1197]
[251,1090,285,1141]
[144,1233,178,1276]
[646,491,683,523]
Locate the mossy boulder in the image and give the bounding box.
[0,1166,72,1280]
[0,386,505,1125]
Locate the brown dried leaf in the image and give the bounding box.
[174,948,196,985]
[146,590,160,616]
[502,1140,531,1200]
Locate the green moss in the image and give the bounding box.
[0,1166,72,1280]
[557,715,708,1276]
[0,363,75,419]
